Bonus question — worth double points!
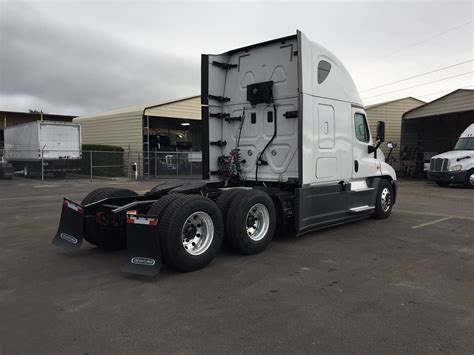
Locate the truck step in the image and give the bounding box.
[349,205,375,214]
[351,187,375,192]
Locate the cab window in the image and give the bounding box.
[354,113,370,143]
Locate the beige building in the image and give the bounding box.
[74,96,201,152]
[365,97,425,171]
[74,96,201,177]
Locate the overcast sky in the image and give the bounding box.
[1,0,473,116]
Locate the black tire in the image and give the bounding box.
[372,179,394,219]
[216,189,241,223]
[81,187,138,250]
[226,189,276,255]
[148,194,183,219]
[435,181,450,187]
[159,195,223,272]
[464,169,474,188]
[81,187,117,205]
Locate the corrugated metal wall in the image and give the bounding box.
[366,97,425,171]
[145,96,201,120]
[74,109,144,152]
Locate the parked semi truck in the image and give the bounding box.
[428,123,474,188]
[53,31,397,277]
[4,121,81,177]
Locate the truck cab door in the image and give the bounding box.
[352,107,379,179]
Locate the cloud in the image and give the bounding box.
[0,1,200,115]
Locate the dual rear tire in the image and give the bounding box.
[82,187,277,271]
[81,187,138,250]
[224,189,276,254]
[152,189,277,272]
[154,195,224,272]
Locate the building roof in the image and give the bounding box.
[365,97,425,110]
[403,89,474,120]
[0,110,76,120]
[74,95,200,121]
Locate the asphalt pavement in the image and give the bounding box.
[0,177,473,354]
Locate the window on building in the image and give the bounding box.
[354,113,370,143]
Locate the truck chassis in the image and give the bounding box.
[52,178,395,277]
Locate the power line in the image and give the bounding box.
[359,59,474,93]
[380,20,473,59]
[361,71,474,100]
[415,85,474,99]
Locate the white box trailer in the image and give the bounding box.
[52,31,397,278]
[4,121,81,177]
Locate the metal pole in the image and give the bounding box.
[41,145,45,182]
[154,151,157,178]
[147,115,150,178]
[90,150,93,181]
[176,152,179,177]
[128,144,131,179]
[190,152,192,176]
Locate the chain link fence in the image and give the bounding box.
[0,148,202,181]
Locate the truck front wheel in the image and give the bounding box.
[372,179,394,219]
[226,189,276,255]
[465,169,474,188]
[159,195,223,272]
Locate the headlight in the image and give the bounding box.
[449,164,462,171]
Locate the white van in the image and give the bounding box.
[428,123,474,188]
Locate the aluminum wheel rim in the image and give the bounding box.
[246,203,270,241]
[469,173,474,186]
[381,187,391,212]
[181,211,214,256]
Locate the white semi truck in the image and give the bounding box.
[52,31,397,277]
[4,121,82,177]
[428,123,474,188]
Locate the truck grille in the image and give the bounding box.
[430,158,449,172]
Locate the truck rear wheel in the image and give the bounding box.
[372,179,393,219]
[81,187,138,250]
[148,194,182,220]
[225,189,276,255]
[81,187,118,205]
[216,189,241,223]
[159,195,223,272]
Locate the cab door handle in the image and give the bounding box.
[354,160,359,172]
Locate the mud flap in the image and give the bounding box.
[52,198,84,250]
[121,214,161,277]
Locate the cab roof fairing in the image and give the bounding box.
[298,30,363,107]
[202,31,363,107]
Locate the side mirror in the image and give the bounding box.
[376,121,385,143]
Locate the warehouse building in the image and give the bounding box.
[73,96,201,177]
[365,97,425,172]
[401,89,474,177]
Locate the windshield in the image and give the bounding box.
[454,137,474,150]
